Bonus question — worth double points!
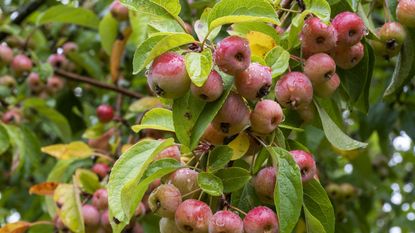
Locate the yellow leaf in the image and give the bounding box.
[29,182,60,196]
[41,141,93,160]
[0,221,31,233]
[229,132,250,160]
[246,31,276,57]
[332,146,363,160]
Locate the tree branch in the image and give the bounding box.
[54,69,143,99]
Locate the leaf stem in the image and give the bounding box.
[181,188,201,199]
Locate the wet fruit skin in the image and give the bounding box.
[166,168,199,199]
[11,54,33,75]
[148,184,182,218]
[96,104,114,123]
[175,199,213,233]
[253,166,276,204]
[301,17,337,54]
[0,44,13,64]
[159,217,182,233]
[208,210,244,233]
[243,206,279,233]
[155,145,181,162]
[211,92,250,135]
[313,73,340,98]
[147,52,191,99]
[304,53,337,85]
[110,0,129,21]
[397,0,415,27]
[332,12,366,47]
[290,150,317,183]
[92,189,108,211]
[190,70,224,102]
[333,42,364,70]
[214,35,251,75]
[250,100,284,135]
[235,63,273,101]
[275,72,314,110]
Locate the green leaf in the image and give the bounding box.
[99,13,119,55]
[253,147,270,174]
[75,169,101,194]
[304,206,327,233]
[37,5,99,29]
[304,0,331,22]
[207,0,279,31]
[314,100,368,151]
[129,12,149,46]
[232,182,261,213]
[151,0,181,16]
[384,29,415,99]
[144,158,182,178]
[66,52,105,80]
[207,145,233,172]
[133,33,195,74]
[0,124,10,155]
[303,179,335,233]
[131,108,174,133]
[215,167,251,193]
[265,46,290,78]
[268,147,303,233]
[185,50,213,87]
[53,183,85,233]
[230,22,280,43]
[194,8,221,42]
[128,97,163,113]
[108,138,174,233]
[197,172,223,196]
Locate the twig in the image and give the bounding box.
[54,69,143,99]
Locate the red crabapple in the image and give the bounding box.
[100,210,111,233]
[333,42,364,69]
[92,189,108,211]
[301,17,337,54]
[332,12,366,47]
[253,166,276,204]
[377,22,406,58]
[62,42,78,55]
[243,206,279,233]
[148,184,182,218]
[82,204,100,227]
[313,73,340,98]
[290,150,317,182]
[46,76,65,94]
[155,145,181,162]
[11,54,32,75]
[214,36,251,75]
[92,163,111,179]
[110,0,129,21]
[0,44,13,64]
[190,70,224,102]
[304,53,336,85]
[166,168,199,199]
[27,72,44,93]
[96,104,114,123]
[235,63,272,101]
[275,72,313,110]
[1,108,22,124]
[201,123,227,145]
[208,210,244,233]
[250,100,283,134]
[175,199,213,233]
[47,54,68,69]
[397,0,415,27]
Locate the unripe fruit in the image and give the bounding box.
[313,73,340,98]
[325,183,341,200]
[147,52,190,99]
[47,54,68,69]
[214,36,251,75]
[62,42,78,55]
[0,75,16,88]
[0,44,13,64]
[235,63,272,101]
[253,166,276,204]
[47,76,65,94]
[377,22,406,58]
[297,104,316,123]
[201,124,227,145]
[11,54,32,75]
[96,104,114,123]
[166,168,199,198]
[333,42,364,70]
[100,210,111,233]
[290,150,317,183]
[250,100,283,134]
[149,184,182,218]
[301,17,337,54]
[1,108,22,124]
[212,92,250,135]
[275,72,313,110]
[92,163,111,178]
[82,204,100,227]
[340,183,356,201]
[243,206,279,233]
[304,53,336,84]
[160,218,181,233]
[175,199,213,233]
[208,210,244,233]
[190,70,224,102]
[92,189,108,210]
[27,72,44,93]
[332,12,366,47]
[110,0,129,21]
[155,145,181,162]
[397,0,415,27]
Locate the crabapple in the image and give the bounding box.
[325,183,341,200]
[301,17,337,54]
[147,52,190,99]
[275,72,313,110]
[155,145,181,162]
[235,63,272,101]
[377,22,406,58]
[250,100,283,134]
[201,123,227,145]
[175,199,213,233]
[397,0,415,27]
[243,206,279,233]
[62,42,78,54]
[313,73,340,98]
[92,189,108,211]
[304,53,336,84]
[92,163,111,179]
[297,104,316,123]
[82,204,100,227]
[290,150,317,183]
[96,104,114,123]
[1,108,22,124]
[159,218,181,233]
[208,210,244,233]
[253,166,276,204]
[166,168,199,199]
[190,70,224,102]
[212,92,250,135]
[46,76,65,94]
[214,36,251,75]
[332,12,366,47]
[47,54,68,69]
[0,75,16,88]
[110,0,129,21]
[0,44,13,64]
[27,72,44,93]
[100,210,111,233]
[11,54,32,75]
[131,223,144,233]
[340,183,357,201]
[333,42,364,69]
[148,184,182,218]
